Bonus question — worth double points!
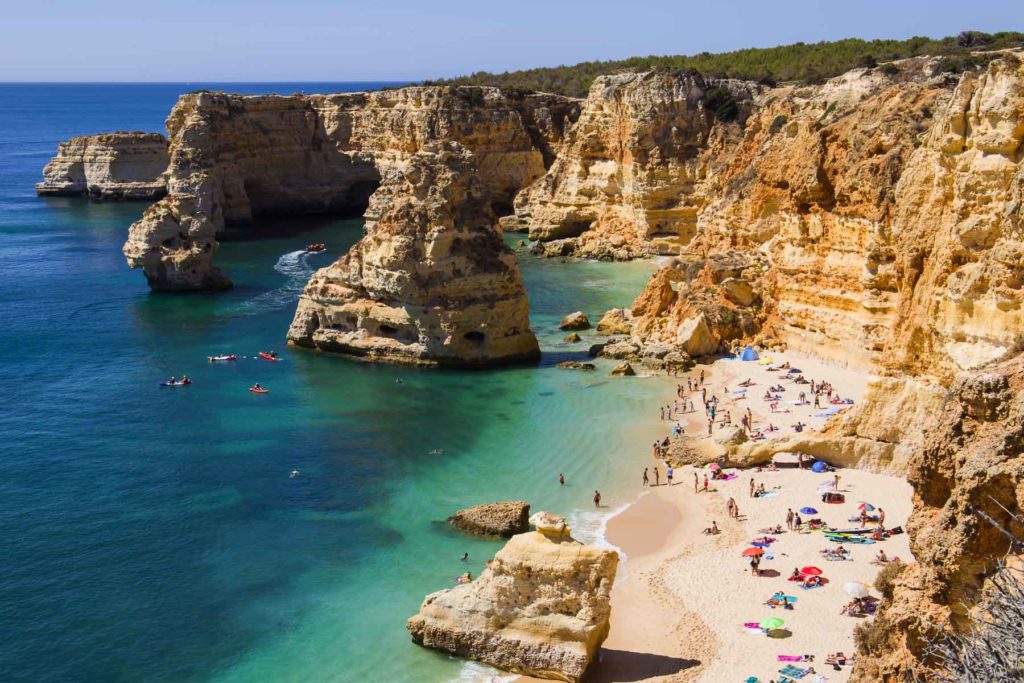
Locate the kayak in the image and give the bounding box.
[258,352,279,362]
[208,354,237,362]
[160,381,192,386]
[249,387,270,394]
[828,528,874,535]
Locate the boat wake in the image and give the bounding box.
[234,250,319,315]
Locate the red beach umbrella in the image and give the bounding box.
[800,566,823,576]
[742,547,765,557]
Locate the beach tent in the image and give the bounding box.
[740,346,760,361]
[811,461,828,473]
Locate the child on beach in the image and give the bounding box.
[666,466,674,485]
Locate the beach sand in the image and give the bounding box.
[516,351,913,683]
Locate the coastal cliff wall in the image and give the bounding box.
[123,86,577,290]
[37,132,168,199]
[287,143,539,366]
[590,56,1024,680]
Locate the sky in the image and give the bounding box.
[1,0,1020,82]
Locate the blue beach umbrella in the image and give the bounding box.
[799,507,818,515]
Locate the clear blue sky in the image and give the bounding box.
[1,0,1019,81]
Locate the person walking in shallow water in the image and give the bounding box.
[593,490,601,507]
[559,473,565,486]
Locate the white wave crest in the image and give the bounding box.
[234,250,318,315]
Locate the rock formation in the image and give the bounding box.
[446,501,531,538]
[286,144,540,366]
[36,132,168,199]
[558,311,590,330]
[122,86,577,290]
[407,511,618,682]
[504,71,759,260]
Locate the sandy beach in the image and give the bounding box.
[585,352,915,683]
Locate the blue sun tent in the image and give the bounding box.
[811,461,828,473]
[740,346,759,361]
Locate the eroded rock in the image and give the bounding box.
[447,501,530,538]
[37,132,168,199]
[407,512,617,682]
[287,143,539,366]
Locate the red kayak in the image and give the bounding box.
[258,352,279,361]
[249,387,270,394]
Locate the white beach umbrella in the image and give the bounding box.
[843,582,870,599]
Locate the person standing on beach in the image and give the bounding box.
[794,513,802,529]
[786,508,794,530]
[593,490,601,507]
[700,370,705,385]
[833,473,841,490]
[750,478,756,498]
[666,466,673,486]
[878,508,886,528]
[642,468,649,486]
[654,467,660,486]
[559,473,565,486]
[694,472,699,492]
[703,474,709,492]
[798,452,804,469]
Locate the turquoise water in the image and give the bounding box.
[0,84,660,682]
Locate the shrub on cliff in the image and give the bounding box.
[435,32,1024,97]
[874,558,905,600]
[704,87,739,122]
[924,562,1024,683]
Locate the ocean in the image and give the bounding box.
[0,83,661,682]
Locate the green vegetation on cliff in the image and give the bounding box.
[432,32,1024,97]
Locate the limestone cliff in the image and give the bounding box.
[37,132,168,199]
[507,71,758,260]
[286,143,539,366]
[407,511,617,682]
[122,86,576,290]
[851,356,1024,682]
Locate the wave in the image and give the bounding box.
[233,250,318,315]
[450,661,516,683]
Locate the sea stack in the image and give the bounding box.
[287,142,540,366]
[407,511,618,682]
[36,132,168,199]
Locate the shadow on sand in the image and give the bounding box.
[588,650,701,682]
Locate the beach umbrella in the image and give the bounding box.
[811,461,828,473]
[759,617,785,630]
[799,507,818,515]
[800,566,823,576]
[858,502,876,512]
[843,582,870,599]
[742,547,765,557]
[706,463,721,471]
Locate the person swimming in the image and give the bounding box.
[460,552,468,561]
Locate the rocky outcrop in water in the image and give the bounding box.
[286,143,539,366]
[407,511,617,682]
[447,501,530,538]
[122,87,577,290]
[37,132,168,199]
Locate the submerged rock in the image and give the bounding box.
[37,132,168,200]
[556,361,596,371]
[287,143,540,366]
[559,311,591,330]
[563,332,582,343]
[407,512,617,682]
[446,502,530,538]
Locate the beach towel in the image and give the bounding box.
[778,655,804,662]
[779,665,810,678]
[732,389,748,395]
[724,473,738,480]
[756,491,779,499]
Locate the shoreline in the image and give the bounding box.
[589,352,912,683]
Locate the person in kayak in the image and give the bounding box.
[252,383,263,391]
[181,375,191,385]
